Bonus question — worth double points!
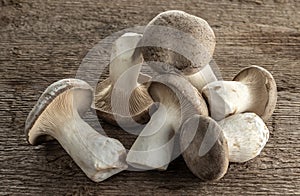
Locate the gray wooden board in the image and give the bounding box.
[0,0,299,195]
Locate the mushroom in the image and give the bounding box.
[126,73,208,170]
[202,65,277,121]
[94,32,153,128]
[25,79,127,182]
[218,113,269,163]
[180,115,229,181]
[138,10,218,91]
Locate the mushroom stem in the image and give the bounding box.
[109,56,141,88]
[109,33,143,89]
[185,63,218,91]
[57,115,126,181]
[126,105,177,170]
[202,81,253,121]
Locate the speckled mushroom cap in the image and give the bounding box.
[233,65,277,121]
[148,73,209,123]
[25,79,93,145]
[180,115,229,181]
[139,10,216,75]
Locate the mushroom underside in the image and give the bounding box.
[234,65,277,121]
[94,74,153,127]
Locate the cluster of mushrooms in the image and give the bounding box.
[25,10,277,182]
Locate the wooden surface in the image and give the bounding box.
[1,0,299,195]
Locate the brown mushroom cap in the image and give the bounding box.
[25,79,93,145]
[233,65,277,121]
[94,73,152,127]
[180,115,229,181]
[139,10,216,75]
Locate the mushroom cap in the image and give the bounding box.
[94,73,153,127]
[148,73,209,124]
[233,65,277,121]
[180,115,229,181]
[139,10,216,75]
[25,79,93,145]
[218,113,269,163]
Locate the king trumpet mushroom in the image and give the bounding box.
[138,10,218,91]
[218,113,269,163]
[25,79,127,182]
[94,32,153,128]
[126,73,208,170]
[202,65,277,121]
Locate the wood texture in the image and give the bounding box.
[0,0,299,195]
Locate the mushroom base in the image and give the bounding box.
[126,106,177,170]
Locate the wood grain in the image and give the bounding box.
[0,0,299,195]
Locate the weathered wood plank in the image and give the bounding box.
[0,0,299,195]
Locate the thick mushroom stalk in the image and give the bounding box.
[126,100,180,170]
[126,74,208,170]
[185,63,218,91]
[218,113,269,163]
[25,79,127,182]
[202,65,277,121]
[109,32,143,87]
[139,10,218,91]
[94,33,153,127]
[202,80,256,121]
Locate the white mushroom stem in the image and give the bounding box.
[109,32,143,88]
[202,81,253,121]
[29,90,127,182]
[185,63,218,91]
[57,115,126,181]
[126,105,179,170]
[218,113,269,163]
